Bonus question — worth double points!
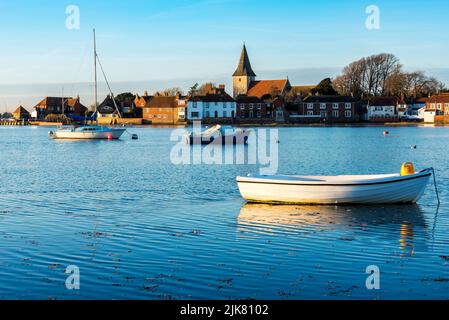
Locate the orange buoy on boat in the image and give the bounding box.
[400,162,415,176]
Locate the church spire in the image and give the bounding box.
[233,44,256,77]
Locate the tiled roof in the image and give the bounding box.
[303,95,356,103]
[233,44,256,77]
[247,80,289,99]
[13,106,30,115]
[189,92,235,103]
[33,97,87,113]
[236,95,263,103]
[34,97,72,108]
[368,96,400,106]
[147,96,178,108]
[427,93,449,103]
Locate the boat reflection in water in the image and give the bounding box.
[237,204,428,256]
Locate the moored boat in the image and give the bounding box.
[49,29,126,141]
[237,166,433,205]
[49,125,126,140]
[185,124,251,145]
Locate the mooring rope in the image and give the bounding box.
[431,168,441,206]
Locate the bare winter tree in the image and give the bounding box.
[155,87,184,97]
[334,53,446,99]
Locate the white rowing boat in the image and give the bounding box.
[237,167,433,205]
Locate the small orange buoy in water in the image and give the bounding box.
[383,131,390,135]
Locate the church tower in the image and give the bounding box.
[232,44,256,98]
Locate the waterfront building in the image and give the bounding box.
[97,95,121,123]
[423,93,449,123]
[187,84,236,121]
[293,96,357,123]
[235,96,271,119]
[426,93,449,115]
[406,98,427,117]
[96,95,141,123]
[12,106,30,121]
[32,96,87,119]
[367,97,400,122]
[142,94,187,124]
[232,45,291,99]
[134,91,152,108]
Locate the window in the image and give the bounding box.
[437,103,443,110]
[257,104,262,110]
[191,112,199,118]
[307,103,314,110]
[320,111,326,118]
[205,111,210,118]
[240,104,245,111]
[223,111,227,117]
[333,103,339,110]
[431,103,436,109]
[345,103,352,110]
[345,110,352,118]
[204,102,209,108]
[214,111,218,118]
[332,110,339,118]
[249,104,254,110]
[307,111,314,116]
[320,103,326,110]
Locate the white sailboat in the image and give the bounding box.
[49,29,126,140]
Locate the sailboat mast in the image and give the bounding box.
[93,28,98,124]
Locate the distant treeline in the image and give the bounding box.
[333,53,447,99]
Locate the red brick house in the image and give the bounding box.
[236,95,272,119]
[426,93,449,115]
[296,96,357,123]
[143,95,186,124]
[134,91,152,108]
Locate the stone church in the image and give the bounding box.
[232,44,292,99]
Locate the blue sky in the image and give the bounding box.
[1,0,449,109]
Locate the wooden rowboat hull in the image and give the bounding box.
[237,169,432,205]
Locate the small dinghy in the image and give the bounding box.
[185,125,251,145]
[237,164,433,205]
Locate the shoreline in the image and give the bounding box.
[2,122,444,129]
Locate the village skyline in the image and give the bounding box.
[2,0,449,111]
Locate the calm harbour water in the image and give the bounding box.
[0,125,448,300]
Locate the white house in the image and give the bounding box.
[187,85,236,121]
[367,97,399,121]
[423,109,444,123]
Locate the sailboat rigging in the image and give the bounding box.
[49,29,126,140]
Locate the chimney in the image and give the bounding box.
[219,84,225,90]
[144,90,148,96]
